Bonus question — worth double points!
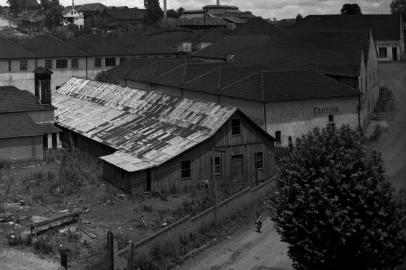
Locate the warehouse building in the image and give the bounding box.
[53,77,275,193]
[102,61,360,147]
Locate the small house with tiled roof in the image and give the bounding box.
[0,68,60,161]
[293,14,404,61]
[103,60,361,147]
[53,77,275,192]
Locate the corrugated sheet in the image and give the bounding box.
[53,78,237,172]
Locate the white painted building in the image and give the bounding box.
[63,2,84,30]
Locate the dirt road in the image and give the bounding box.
[376,63,406,189]
[179,218,292,270]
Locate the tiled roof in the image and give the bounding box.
[231,17,277,36]
[192,35,271,59]
[0,114,43,139]
[0,86,54,113]
[121,60,358,102]
[103,8,146,20]
[53,77,238,172]
[0,37,36,59]
[68,33,177,56]
[294,14,402,41]
[19,35,85,58]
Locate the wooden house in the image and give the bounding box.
[53,78,275,193]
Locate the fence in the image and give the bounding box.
[114,176,276,268]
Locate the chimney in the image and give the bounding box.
[163,0,167,18]
[34,67,53,105]
[217,0,220,5]
[72,0,74,8]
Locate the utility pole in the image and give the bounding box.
[255,147,259,186]
[211,146,218,228]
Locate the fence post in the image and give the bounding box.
[127,240,135,270]
[107,231,114,270]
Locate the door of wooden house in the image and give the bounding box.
[392,47,398,61]
[231,154,244,183]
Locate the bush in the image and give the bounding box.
[33,235,53,254]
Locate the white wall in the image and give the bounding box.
[265,97,359,147]
[376,41,402,61]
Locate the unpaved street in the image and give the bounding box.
[0,249,59,270]
[179,218,292,270]
[376,63,406,189]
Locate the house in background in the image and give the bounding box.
[54,77,275,193]
[63,2,85,29]
[293,14,404,61]
[0,68,60,161]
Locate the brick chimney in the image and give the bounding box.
[163,0,167,18]
[34,67,53,105]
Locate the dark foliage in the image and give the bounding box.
[296,13,303,22]
[391,0,406,19]
[270,125,406,270]
[41,0,63,29]
[144,0,163,25]
[341,3,362,15]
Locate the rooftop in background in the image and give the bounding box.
[102,7,146,21]
[230,17,277,36]
[63,3,107,14]
[113,60,359,102]
[293,14,403,41]
[193,35,271,59]
[67,33,177,56]
[0,85,54,113]
[18,35,85,58]
[0,37,36,59]
[53,77,239,172]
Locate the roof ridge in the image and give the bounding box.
[183,66,219,85]
[220,71,261,91]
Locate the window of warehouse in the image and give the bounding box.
[71,58,79,69]
[379,47,387,58]
[181,160,191,179]
[45,59,52,69]
[105,57,116,67]
[214,157,221,175]
[254,152,263,169]
[95,58,102,67]
[20,59,27,71]
[231,119,241,135]
[56,59,68,69]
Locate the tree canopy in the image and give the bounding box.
[7,0,26,15]
[341,3,362,15]
[144,0,163,25]
[40,0,63,29]
[296,13,303,22]
[391,0,406,19]
[270,125,406,270]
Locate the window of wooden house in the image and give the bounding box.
[120,57,127,64]
[45,59,52,69]
[105,57,116,67]
[254,152,263,169]
[56,59,68,69]
[20,59,27,71]
[329,114,334,124]
[95,57,102,67]
[8,61,11,72]
[378,47,387,58]
[275,131,281,144]
[231,119,241,135]
[181,160,191,179]
[214,157,221,175]
[71,58,79,69]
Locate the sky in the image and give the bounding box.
[0,0,392,19]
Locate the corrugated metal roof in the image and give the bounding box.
[53,78,237,172]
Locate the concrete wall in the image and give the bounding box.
[0,136,43,160]
[265,96,359,147]
[115,176,276,268]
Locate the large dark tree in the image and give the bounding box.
[7,0,26,15]
[270,125,406,270]
[144,0,163,25]
[341,3,362,15]
[296,13,303,22]
[40,0,63,29]
[166,9,181,19]
[391,0,406,19]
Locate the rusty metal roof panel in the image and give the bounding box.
[53,78,237,172]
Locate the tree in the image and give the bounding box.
[391,0,406,19]
[270,125,406,270]
[341,3,362,15]
[166,9,181,19]
[7,0,26,15]
[144,0,163,25]
[296,13,303,22]
[40,0,63,30]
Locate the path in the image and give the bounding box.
[179,218,292,270]
[0,249,59,270]
[376,63,406,189]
